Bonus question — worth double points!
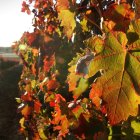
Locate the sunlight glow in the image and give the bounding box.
[0,0,33,47]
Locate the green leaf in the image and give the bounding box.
[73,78,88,99]
[67,54,89,99]
[86,31,140,125]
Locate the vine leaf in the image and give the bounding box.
[72,105,84,119]
[103,2,134,32]
[38,128,48,139]
[21,105,32,118]
[19,117,26,129]
[34,100,41,113]
[43,54,55,73]
[67,55,89,100]
[47,79,60,91]
[58,10,76,39]
[80,18,88,32]
[86,31,140,125]
[21,1,31,15]
[56,0,69,11]
[135,0,140,19]
[52,94,69,137]
[132,19,140,36]
[131,120,140,134]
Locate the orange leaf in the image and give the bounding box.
[72,105,84,119]
[56,0,69,11]
[21,105,32,118]
[59,115,69,137]
[47,79,59,91]
[89,83,102,108]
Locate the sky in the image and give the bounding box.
[0,0,33,47]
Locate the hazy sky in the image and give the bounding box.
[0,0,33,47]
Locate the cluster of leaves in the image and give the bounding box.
[13,0,140,139]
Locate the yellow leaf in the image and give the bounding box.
[15,98,21,103]
[131,120,140,134]
[31,80,37,89]
[19,44,27,51]
[80,18,88,32]
[19,117,26,129]
[38,128,48,140]
[58,10,76,39]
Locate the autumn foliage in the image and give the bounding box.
[13,0,140,139]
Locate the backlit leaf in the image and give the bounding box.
[47,79,60,91]
[72,105,84,119]
[86,31,140,124]
[59,115,69,137]
[68,65,81,92]
[103,2,135,32]
[56,0,69,11]
[73,78,88,99]
[58,10,76,39]
[38,128,48,140]
[19,117,26,129]
[132,19,140,36]
[80,18,88,32]
[21,105,32,118]
[43,54,55,73]
[19,44,27,51]
[135,0,140,19]
[34,100,41,113]
[131,120,140,134]
[68,63,88,99]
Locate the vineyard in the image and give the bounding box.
[10,0,140,139]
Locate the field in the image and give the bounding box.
[0,47,24,139]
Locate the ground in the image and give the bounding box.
[0,60,25,140]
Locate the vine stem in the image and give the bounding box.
[84,15,104,34]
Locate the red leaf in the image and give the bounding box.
[21,1,31,15]
[34,100,41,113]
[55,94,66,103]
[21,92,32,101]
[43,54,55,73]
[50,101,55,107]
[103,2,134,32]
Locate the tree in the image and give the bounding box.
[13,0,140,139]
